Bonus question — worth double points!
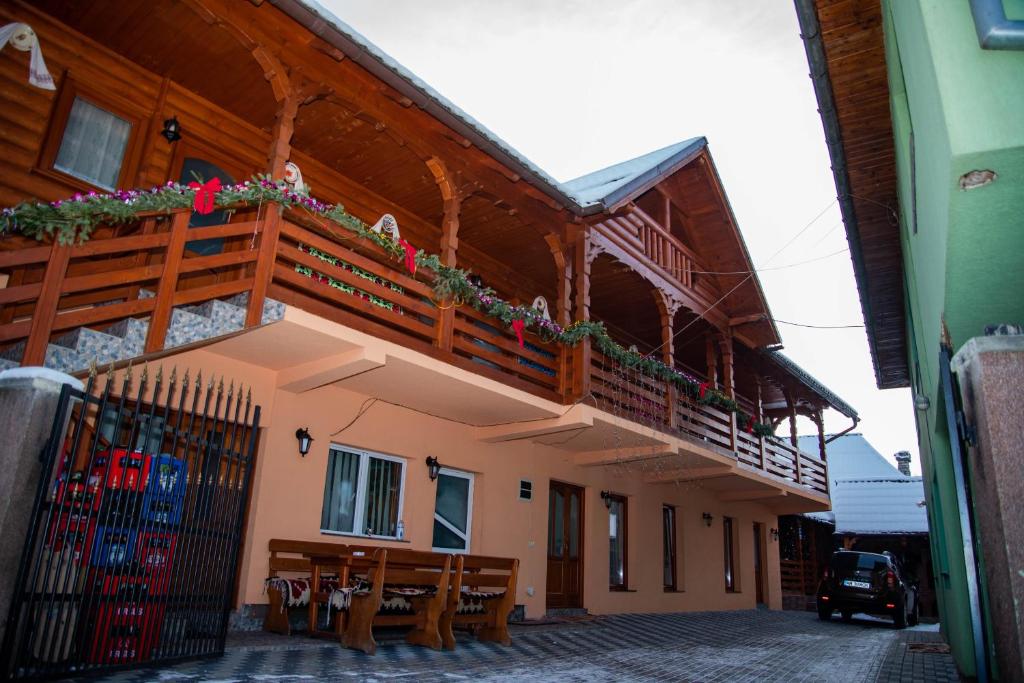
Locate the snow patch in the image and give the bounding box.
[0,366,83,390]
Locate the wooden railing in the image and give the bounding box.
[590,352,830,496]
[0,201,828,497]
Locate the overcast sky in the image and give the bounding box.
[323,0,921,473]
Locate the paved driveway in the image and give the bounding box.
[65,610,958,683]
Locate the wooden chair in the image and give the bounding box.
[441,554,518,649]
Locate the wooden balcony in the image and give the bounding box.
[0,201,827,497]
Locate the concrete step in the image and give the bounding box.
[185,299,245,336]
[225,293,285,324]
[0,340,85,374]
[163,307,216,350]
[53,327,125,367]
[103,317,150,358]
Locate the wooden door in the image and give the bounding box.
[753,522,767,606]
[546,480,584,609]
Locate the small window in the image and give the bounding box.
[519,479,533,501]
[724,516,738,592]
[53,97,132,191]
[321,446,405,538]
[663,504,678,591]
[608,493,627,590]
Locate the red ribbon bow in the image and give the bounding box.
[698,382,709,399]
[398,239,417,275]
[746,418,755,434]
[187,177,221,215]
[511,319,526,348]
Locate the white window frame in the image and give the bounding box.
[431,467,475,554]
[320,444,407,540]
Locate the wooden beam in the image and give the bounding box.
[144,211,191,354]
[21,243,71,366]
[475,406,592,443]
[266,92,300,179]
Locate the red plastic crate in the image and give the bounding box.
[46,509,96,563]
[135,532,177,595]
[84,601,164,665]
[89,448,152,492]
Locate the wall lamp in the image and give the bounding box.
[161,116,182,143]
[425,456,442,481]
[770,528,780,542]
[600,490,613,510]
[702,512,713,527]
[295,427,313,457]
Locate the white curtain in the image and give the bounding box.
[53,97,130,191]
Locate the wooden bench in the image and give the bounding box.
[441,554,518,649]
[309,546,451,655]
[263,538,353,636]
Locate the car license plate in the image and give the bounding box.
[843,579,871,589]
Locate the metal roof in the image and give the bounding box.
[561,138,707,208]
[763,349,858,419]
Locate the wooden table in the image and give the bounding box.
[305,552,367,639]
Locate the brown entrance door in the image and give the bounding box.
[753,522,767,606]
[546,480,584,609]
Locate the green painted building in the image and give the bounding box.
[795,0,1024,679]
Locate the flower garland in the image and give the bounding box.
[0,177,775,438]
[296,243,404,313]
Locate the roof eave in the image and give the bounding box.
[793,0,907,390]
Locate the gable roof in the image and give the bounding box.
[561,138,706,209]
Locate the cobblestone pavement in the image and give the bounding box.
[63,610,959,682]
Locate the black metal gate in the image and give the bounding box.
[1,365,261,680]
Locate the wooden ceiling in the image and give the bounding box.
[590,253,663,353]
[812,0,908,388]
[35,0,279,130]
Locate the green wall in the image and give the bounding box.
[882,0,1024,676]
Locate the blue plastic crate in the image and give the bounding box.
[140,454,187,526]
[90,526,137,568]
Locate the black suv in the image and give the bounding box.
[817,550,919,628]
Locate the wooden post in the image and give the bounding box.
[570,225,591,401]
[705,334,718,388]
[21,243,71,366]
[435,192,461,352]
[546,233,573,400]
[144,211,191,354]
[815,408,827,461]
[266,93,299,179]
[653,290,677,429]
[245,206,282,328]
[718,334,735,399]
[756,377,766,470]
[785,390,801,484]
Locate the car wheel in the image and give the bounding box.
[817,604,832,621]
[894,605,908,629]
[840,610,853,622]
[908,599,920,627]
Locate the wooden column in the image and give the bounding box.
[545,233,573,400]
[785,390,801,484]
[569,225,592,401]
[266,93,300,179]
[815,408,828,461]
[705,334,718,388]
[756,377,766,470]
[21,243,71,366]
[654,291,678,429]
[434,191,462,352]
[718,334,735,399]
[144,211,191,353]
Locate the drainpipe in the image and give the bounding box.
[970,0,1024,50]
[824,416,859,445]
